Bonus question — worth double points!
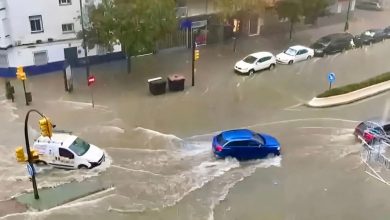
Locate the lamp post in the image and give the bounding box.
[344,0,352,32]
[79,0,90,80]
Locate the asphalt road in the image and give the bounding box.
[0,9,390,220]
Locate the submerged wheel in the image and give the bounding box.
[78,164,89,169]
[269,64,275,70]
[248,69,255,75]
[288,60,293,65]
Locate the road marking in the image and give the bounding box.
[201,87,209,95]
[283,103,303,111]
[111,165,163,177]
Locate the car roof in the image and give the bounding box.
[35,133,77,148]
[289,45,308,50]
[222,129,254,141]
[249,51,273,58]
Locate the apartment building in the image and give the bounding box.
[0,0,120,77]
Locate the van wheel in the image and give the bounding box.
[248,69,255,75]
[269,64,275,70]
[288,60,293,65]
[36,160,47,165]
[78,164,89,169]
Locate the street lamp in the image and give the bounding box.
[344,0,352,32]
[79,0,90,80]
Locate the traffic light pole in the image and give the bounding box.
[24,109,46,200]
[344,0,352,32]
[22,80,29,106]
[191,30,195,87]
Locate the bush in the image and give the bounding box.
[317,72,390,98]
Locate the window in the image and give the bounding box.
[258,57,270,63]
[59,148,74,159]
[69,138,90,156]
[59,0,71,5]
[29,15,43,33]
[298,49,308,55]
[227,141,249,147]
[33,51,48,66]
[62,23,74,33]
[248,141,260,147]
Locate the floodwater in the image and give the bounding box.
[1,34,390,219]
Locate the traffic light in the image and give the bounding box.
[15,146,26,162]
[233,19,240,33]
[194,49,200,61]
[16,66,27,80]
[39,117,53,138]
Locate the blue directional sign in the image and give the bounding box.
[328,72,336,83]
[27,163,34,177]
[180,19,192,30]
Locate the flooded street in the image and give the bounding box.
[1,25,390,220]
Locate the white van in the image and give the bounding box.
[33,133,105,169]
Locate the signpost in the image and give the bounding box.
[327,72,336,90]
[88,75,96,108]
[27,163,34,177]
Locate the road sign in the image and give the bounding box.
[87,75,96,86]
[327,72,336,90]
[27,163,34,177]
[180,19,192,30]
[328,72,336,83]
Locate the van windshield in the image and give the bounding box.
[69,138,90,156]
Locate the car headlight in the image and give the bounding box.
[277,146,280,151]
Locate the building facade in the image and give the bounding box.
[0,0,120,77]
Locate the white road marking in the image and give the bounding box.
[111,165,163,177]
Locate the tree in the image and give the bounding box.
[86,0,177,73]
[301,0,332,25]
[275,0,302,40]
[214,0,265,51]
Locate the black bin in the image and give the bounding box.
[168,74,185,91]
[148,77,166,95]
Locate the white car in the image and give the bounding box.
[33,133,105,169]
[276,45,314,65]
[234,52,276,75]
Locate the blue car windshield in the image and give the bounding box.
[69,138,90,156]
[252,132,265,145]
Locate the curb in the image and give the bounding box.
[307,80,390,108]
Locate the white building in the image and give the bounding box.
[0,0,120,76]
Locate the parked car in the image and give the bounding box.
[33,133,105,169]
[354,118,390,144]
[276,45,314,65]
[356,29,387,45]
[355,1,383,11]
[311,33,354,57]
[212,129,281,160]
[383,26,390,38]
[234,52,276,75]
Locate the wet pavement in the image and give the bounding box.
[1,9,390,220]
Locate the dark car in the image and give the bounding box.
[355,1,383,11]
[357,29,387,45]
[311,33,354,57]
[354,118,390,145]
[384,26,390,38]
[212,129,280,160]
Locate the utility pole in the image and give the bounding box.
[344,0,352,32]
[191,31,195,86]
[79,0,90,80]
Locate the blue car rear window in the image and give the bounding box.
[216,134,227,145]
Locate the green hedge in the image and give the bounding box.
[317,72,390,98]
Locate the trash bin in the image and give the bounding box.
[148,77,166,95]
[167,74,185,91]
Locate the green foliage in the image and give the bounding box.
[214,0,265,18]
[301,0,332,24]
[275,0,302,23]
[317,72,390,98]
[86,0,177,56]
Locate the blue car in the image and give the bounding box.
[212,129,281,160]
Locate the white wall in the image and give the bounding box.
[5,0,83,45]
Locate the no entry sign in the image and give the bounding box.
[88,75,96,86]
